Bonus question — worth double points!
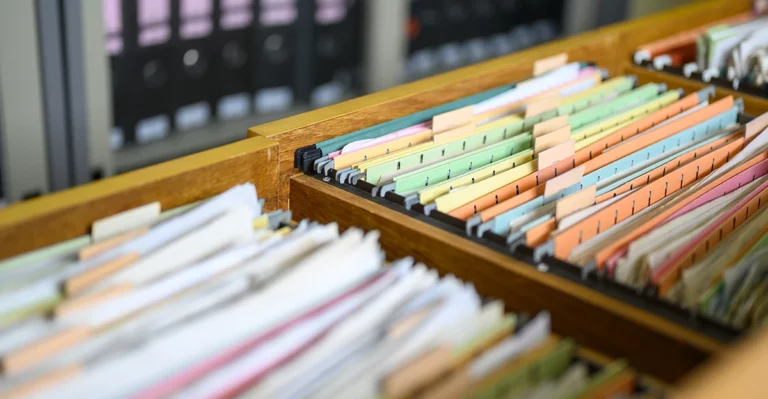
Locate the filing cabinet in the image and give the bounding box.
[0,0,763,387]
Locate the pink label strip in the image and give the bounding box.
[106,36,124,55]
[138,0,169,25]
[652,177,768,282]
[181,0,212,18]
[260,7,297,26]
[607,157,768,273]
[104,0,122,34]
[221,10,254,30]
[328,66,598,161]
[329,122,431,159]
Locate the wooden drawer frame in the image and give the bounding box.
[626,62,768,117]
[0,136,280,260]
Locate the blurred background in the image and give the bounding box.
[0,0,697,205]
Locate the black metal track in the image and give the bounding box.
[636,61,768,100]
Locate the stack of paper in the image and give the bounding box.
[633,12,768,91]
[303,57,768,331]
[0,183,656,398]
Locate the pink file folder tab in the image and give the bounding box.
[205,328,324,399]
[130,270,391,399]
[606,157,768,274]
[328,123,431,160]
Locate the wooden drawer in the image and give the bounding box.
[290,174,731,383]
[626,63,768,117]
[0,136,279,260]
[233,1,754,384]
[248,0,750,209]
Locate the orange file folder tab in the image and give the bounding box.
[632,10,768,100]
[0,183,665,399]
[297,57,768,340]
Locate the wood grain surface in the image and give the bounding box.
[626,63,768,116]
[0,136,279,261]
[289,174,725,383]
[250,0,750,209]
[674,329,768,399]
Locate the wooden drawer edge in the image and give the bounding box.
[0,136,279,260]
[625,63,768,116]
